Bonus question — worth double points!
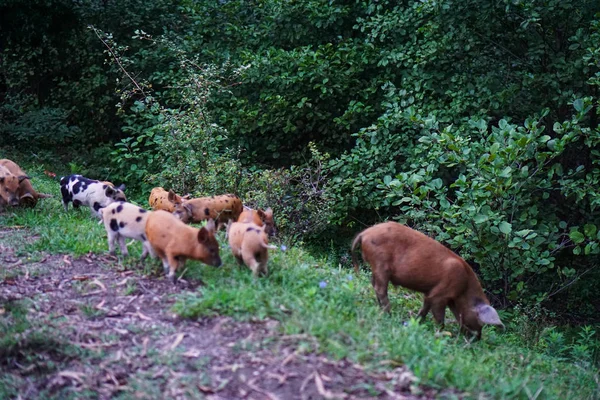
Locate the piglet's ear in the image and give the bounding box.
[475,304,504,328]
[168,190,176,202]
[197,227,208,243]
[257,209,266,219]
[18,175,30,183]
[265,208,273,218]
[117,184,126,191]
[105,186,115,196]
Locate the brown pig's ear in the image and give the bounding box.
[198,227,209,243]
[475,304,504,328]
[18,175,31,183]
[167,190,176,202]
[264,208,273,218]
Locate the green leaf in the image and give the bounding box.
[490,143,500,154]
[569,231,585,244]
[573,98,584,112]
[431,178,443,189]
[559,221,567,229]
[499,221,512,234]
[552,122,563,134]
[499,167,512,178]
[516,229,533,237]
[474,214,489,224]
[539,135,551,143]
[584,224,597,237]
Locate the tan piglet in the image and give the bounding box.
[227,221,277,277]
[146,210,222,283]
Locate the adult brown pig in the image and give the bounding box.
[352,221,503,340]
[173,194,243,228]
[0,159,51,208]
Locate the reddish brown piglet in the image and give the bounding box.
[237,207,277,237]
[0,165,29,210]
[146,210,222,283]
[352,222,503,340]
[0,159,52,208]
[173,194,243,228]
[148,187,190,212]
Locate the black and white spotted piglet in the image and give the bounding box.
[99,201,155,261]
[60,174,126,217]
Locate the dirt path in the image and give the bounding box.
[0,228,438,399]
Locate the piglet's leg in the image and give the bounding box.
[107,232,117,256]
[141,240,156,261]
[140,243,157,262]
[161,258,170,276]
[242,253,260,277]
[259,261,268,277]
[118,235,129,257]
[167,254,180,283]
[140,245,148,261]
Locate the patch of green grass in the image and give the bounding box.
[123,281,140,296]
[0,301,89,399]
[173,246,600,400]
[0,167,149,258]
[79,304,105,320]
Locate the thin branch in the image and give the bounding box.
[90,26,147,98]
[545,265,598,299]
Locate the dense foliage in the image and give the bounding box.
[2,0,600,324]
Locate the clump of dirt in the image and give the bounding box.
[0,228,448,399]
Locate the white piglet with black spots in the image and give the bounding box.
[99,201,155,261]
[60,174,127,217]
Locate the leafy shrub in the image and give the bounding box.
[108,34,336,241]
[0,106,80,148]
[537,325,600,366]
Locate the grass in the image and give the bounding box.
[174,247,599,399]
[1,166,599,399]
[0,301,89,399]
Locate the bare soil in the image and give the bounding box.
[0,228,444,399]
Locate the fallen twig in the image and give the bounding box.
[314,371,347,399]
